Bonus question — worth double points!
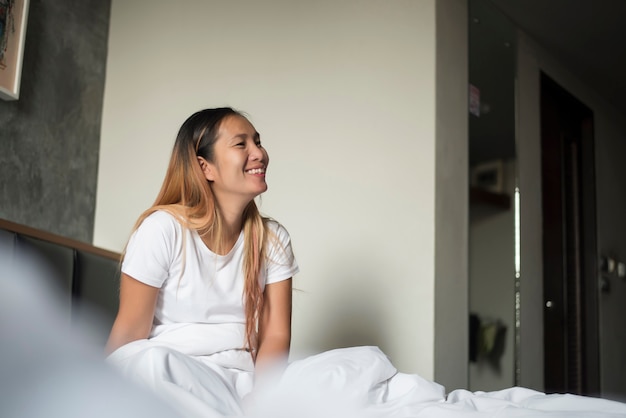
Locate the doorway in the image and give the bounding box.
[540,73,599,396]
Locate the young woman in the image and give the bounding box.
[106,108,299,417]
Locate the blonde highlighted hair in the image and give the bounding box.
[127,108,269,355]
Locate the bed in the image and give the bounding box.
[4,286,626,418]
[2,223,625,418]
[108,332,626,418]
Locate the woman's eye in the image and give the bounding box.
[255,141,262,148]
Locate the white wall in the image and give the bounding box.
[516,31,626,392]
[94,0,460,378]
[434,0,469,391]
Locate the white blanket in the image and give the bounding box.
[108,335,626,418]
[6,268,625,417]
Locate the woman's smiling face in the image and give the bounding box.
[201,114,269,204]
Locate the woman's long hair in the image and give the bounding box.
[128,107,268,356]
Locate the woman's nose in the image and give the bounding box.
[249,143,265,161]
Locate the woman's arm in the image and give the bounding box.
[255,278,292,376]
[105,273,160,355]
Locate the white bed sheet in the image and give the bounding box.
[109,342,626,418]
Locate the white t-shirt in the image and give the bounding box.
[122,210,299,340]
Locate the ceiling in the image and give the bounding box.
[489,0,626,118]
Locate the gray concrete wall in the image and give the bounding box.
[0,0,110,242]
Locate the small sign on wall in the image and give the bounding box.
[469,84,480,117]
[0,0,29,100]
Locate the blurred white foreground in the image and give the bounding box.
[3,252,626,418]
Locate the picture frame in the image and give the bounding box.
[470,159,504,193]
[0,0,29,101]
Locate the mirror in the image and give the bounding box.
[468,0,518,391]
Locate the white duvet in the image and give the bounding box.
[3,270,625,418]
[108,326,626,418]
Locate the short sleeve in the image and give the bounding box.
[122,211,179,288]
[264,221,299,285]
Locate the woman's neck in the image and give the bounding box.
[203,199,247,255]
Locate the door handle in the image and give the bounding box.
[599,275,611,293]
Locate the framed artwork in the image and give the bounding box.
[0,0,29,100]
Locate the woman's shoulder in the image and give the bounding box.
[263,218,294,246]
[263,218,298,274]
[264,218,289,235]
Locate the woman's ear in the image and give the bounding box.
[197,157,215,181]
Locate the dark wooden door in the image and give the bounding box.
[540,73,599,396]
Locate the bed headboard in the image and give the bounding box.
[0,219,121,345]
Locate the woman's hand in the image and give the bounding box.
[105,273,159,355]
